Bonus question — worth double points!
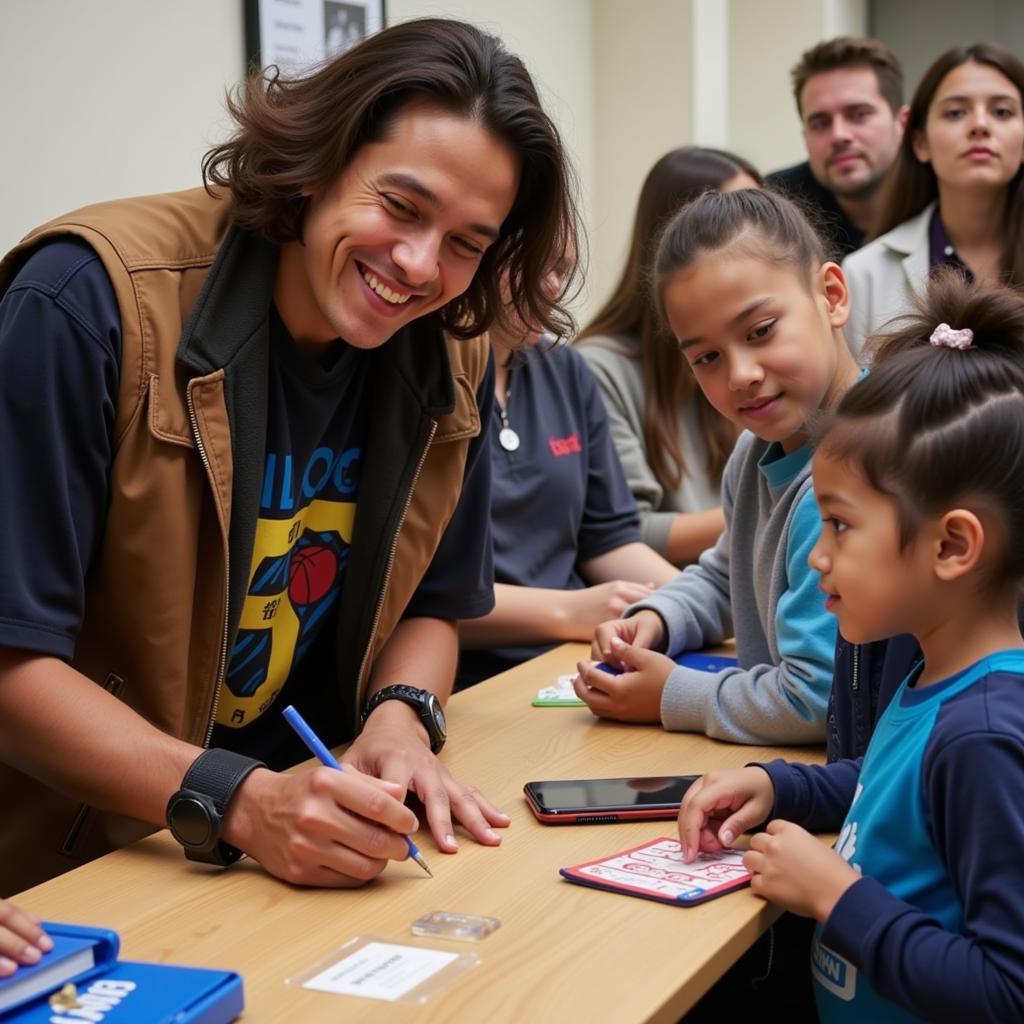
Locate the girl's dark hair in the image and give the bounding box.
[654,188,827,316]
[203,18,581,341]
[576,147,760,491]
[818,269,1024,583]
[872,42,1024,287]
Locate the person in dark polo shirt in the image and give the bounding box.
[768,37,908,258]
[455,258,679,689]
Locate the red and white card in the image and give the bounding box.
[560,837,751,906]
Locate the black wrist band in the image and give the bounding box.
[167,748,266,866]
[180,748,266,813]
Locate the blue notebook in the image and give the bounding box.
[595,651,739,675]
[1,922,243,1023]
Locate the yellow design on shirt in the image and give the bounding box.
[216,498,356,728]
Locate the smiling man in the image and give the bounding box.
[0,18,578,896]
[768,37,908,258]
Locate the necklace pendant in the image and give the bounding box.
[499,427,521,452]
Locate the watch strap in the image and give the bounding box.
[362,684,422,722]
[181,748,267,814]
[173,749,266,865]
[362,685,445,754]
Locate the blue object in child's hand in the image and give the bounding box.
[595,652,738,676]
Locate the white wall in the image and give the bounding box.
[728,0,867,175]
[0,1,245,247]
[1,0,599,320]
[871,0,1024,96]
[589,0,694,316]
[1,0,873,327]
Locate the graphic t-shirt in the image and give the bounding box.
[0,239,496,773]
[210,307,369,749]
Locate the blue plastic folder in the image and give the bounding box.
[595,651,739,675]
[0,922,243,1023]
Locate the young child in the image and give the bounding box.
[678,272,1024,1021]
[576,189,860,743]
[0,900,51,976]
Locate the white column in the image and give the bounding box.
[692,0,730,148]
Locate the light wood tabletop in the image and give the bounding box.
[13,644,824,1023]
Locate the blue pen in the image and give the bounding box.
[281,704,432,877]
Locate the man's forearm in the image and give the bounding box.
[0,648,201,825]
[367,617,459,703]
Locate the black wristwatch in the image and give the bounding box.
[166,749,266,866]
[361,685,447,754]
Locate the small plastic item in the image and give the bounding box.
[285,935,480,1004]
[411,910,501,942]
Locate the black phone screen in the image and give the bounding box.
[524,775,698,814]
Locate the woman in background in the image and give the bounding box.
[456,256,678,690]
[575,147,759,565]
[843,42,1024,352]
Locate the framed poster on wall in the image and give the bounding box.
[245,0,386,75]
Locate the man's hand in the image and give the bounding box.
[590,609,665,667]
[222,763,417,887]
[344,700,510,853]
[677,766,776,862]
[744,819,860,922]
[573,638,675,723]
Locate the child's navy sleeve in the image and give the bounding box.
[759,756,862,831]
[0,239,121,659]
[821,687,1024,1021]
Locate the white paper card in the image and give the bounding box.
[301,941,459,1002]
[533,675,587,706]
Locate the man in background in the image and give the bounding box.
[768,36,908,257]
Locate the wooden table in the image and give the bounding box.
[13,644,823,1022]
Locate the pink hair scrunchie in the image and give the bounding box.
[929,323,974,350]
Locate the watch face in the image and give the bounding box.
[427,695,447,739]
[170,795,215,848]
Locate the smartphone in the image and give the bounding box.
[595,651,738,676]
[523,775,699,824]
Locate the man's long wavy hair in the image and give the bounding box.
[203,18,581,341]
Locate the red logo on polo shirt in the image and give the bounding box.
[549,433,582,457]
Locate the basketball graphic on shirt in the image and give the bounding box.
[222,524,351,702]
[287,528,348,614]
[289,543,337,605]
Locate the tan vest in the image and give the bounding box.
[0,188,487,894]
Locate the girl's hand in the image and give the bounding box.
[591,610,665,667]
[573,639,675,723]
[677,767,775,861]
[744,820,860,922]
[0,901,52,976]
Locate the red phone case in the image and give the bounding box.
[523,786,682,824]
